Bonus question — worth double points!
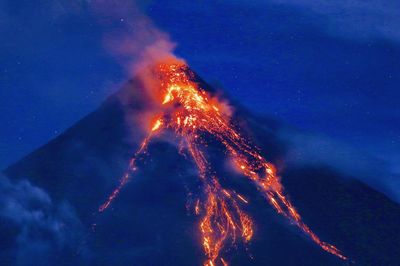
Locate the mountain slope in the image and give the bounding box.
[3,77,400,265]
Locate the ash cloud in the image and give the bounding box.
[88,0,188,138]
[90,0,183,77]
[0,174,89,265]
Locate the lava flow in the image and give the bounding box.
[99,61,347,265]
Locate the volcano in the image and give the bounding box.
[3,63,400,265]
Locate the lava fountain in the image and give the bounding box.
[99,61,347,265]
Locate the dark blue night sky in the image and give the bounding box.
[1,1,399,191]
[1,2,400,265]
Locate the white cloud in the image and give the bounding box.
[280,127,400,203]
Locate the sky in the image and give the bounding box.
[0,1,400,264]
[0,0,399,187]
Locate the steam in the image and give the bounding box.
[88,0,187,137]
[90,0,183,77]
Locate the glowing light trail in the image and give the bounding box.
[99,62,347,265]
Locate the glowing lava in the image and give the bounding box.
[99,62,347,265]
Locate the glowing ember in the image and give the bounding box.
[99,62,347,265]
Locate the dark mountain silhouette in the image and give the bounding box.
[3,75,400,266]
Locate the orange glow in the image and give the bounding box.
[151,118,163,132]
[196,176,253,266]
[195,199,201,215]
[99,62,347,265]
[236,194,248,204]
[99,134,151,212]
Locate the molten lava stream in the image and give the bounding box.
[186,138,253,266]
[98,133,153,212]
[98,62,347,265]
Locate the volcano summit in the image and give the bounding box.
[3,62,400,266]
[98,61,346,265]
